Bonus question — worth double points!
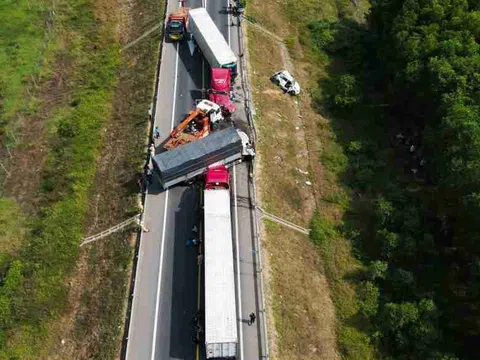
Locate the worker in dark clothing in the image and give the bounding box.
[142,175,149,192]
[144,166,153,184]
[248,312,256,326]
[154,126,160,139]
[186,238,199,247]
[138,175,148,193]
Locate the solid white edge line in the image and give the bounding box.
[233,165,245,360]
[125,192,150,360]
[150,41,179,360]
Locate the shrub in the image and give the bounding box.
[339,326,375,360]
[310,214,337,246]
[358,281,380,318]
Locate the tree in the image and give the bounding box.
[380,299,440,357]
[376,229,399,260]
[368,260,389,281]
[331,74,361,108]
[374,196,395,226]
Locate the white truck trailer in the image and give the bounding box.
[189,7,238,77]
[203,166,238,359]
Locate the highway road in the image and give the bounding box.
[125,0,264,359]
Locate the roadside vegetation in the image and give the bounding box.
[0,0,162,358]
[311,0,480,358]
[245,0,371,358]
[249,0,480,359]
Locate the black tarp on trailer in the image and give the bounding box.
[153,127,243,185]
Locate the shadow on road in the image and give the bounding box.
[147,171,168,195]
[169,186,200,359]
[177,40,204,100]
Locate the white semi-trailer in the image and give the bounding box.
[203,165,238,359]
[189,7,238,77]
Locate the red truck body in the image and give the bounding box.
[209,68,236,114]
[205,165,230,190]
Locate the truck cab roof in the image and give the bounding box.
[205,165,230,189]
[209,68,236,113]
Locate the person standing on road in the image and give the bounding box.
[186,238,199,247]
[154,126,160,140]
[144,165,153,184]
[248,312,256,326]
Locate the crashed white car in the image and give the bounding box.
[270,70,301,95]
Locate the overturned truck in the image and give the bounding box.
[152,127,254,188]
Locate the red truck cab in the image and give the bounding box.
[209,68,236,115]
[205,165,230,190]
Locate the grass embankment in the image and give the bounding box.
[245,0,374,358]
[0,0,162,357]
[56,0,164,357]
[0,0,46,142]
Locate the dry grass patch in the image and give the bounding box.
[264,222,339,360]
[248,26,315,227]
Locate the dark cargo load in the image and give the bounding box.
[153,127,244,187]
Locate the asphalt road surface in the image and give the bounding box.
[126,0,264,359]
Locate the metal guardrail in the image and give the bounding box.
[121,22,163,52]
[80,214,141,247]
[257,207,310,235]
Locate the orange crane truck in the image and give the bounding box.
[164,100,224,150]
